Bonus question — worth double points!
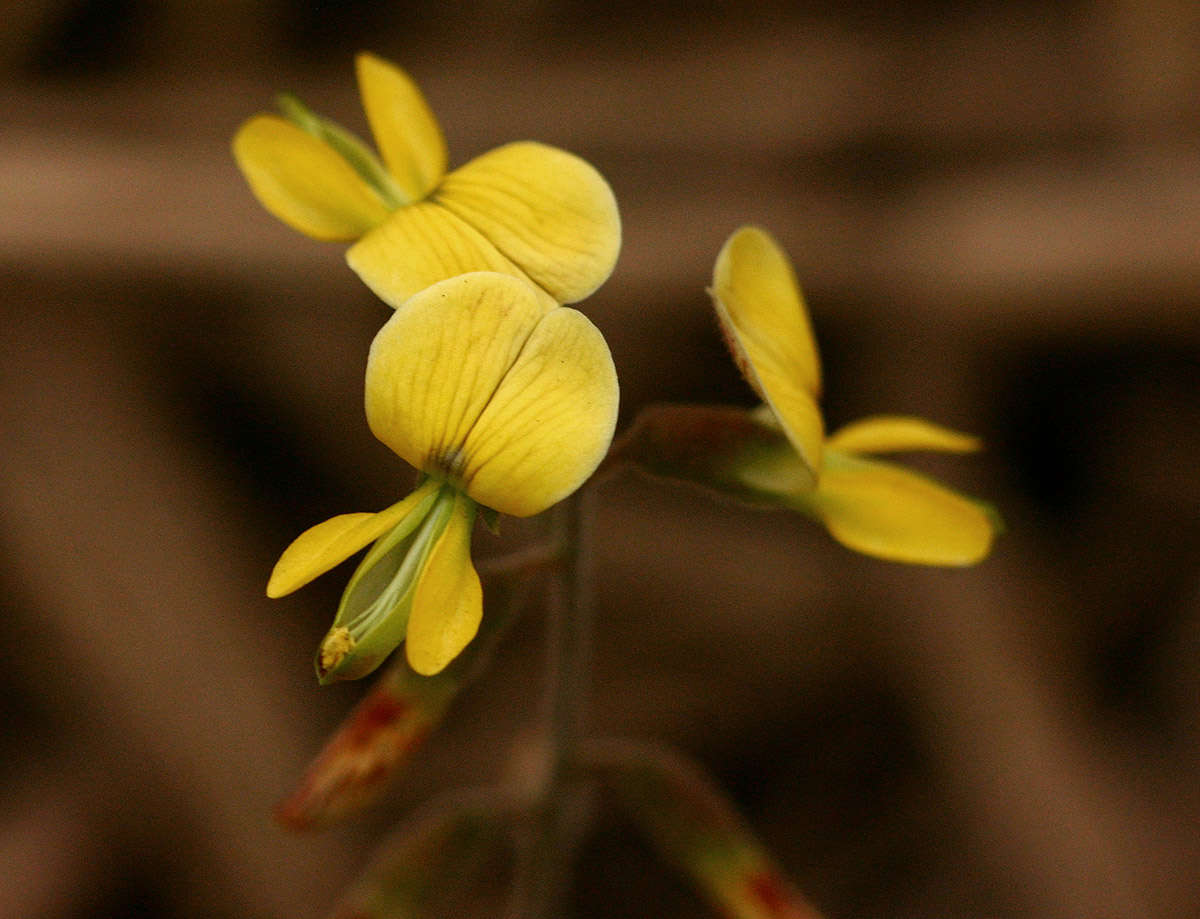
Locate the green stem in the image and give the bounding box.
[507,488,595,918]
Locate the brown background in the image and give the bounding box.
[2,2,1198,917]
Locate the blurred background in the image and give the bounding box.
[2,1,1198,916]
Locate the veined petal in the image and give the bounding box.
[355,52,447,203]
[461,305,619,516]
[267,479,441,598]
[797,450,997,566]
[712,226,824,477]
[346,202,554,309]
[436,141,621,304]
[365,272,552,477]
[233,114,390,240]
[827,415,982,455]
[406,491,482,675]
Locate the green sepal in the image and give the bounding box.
[478,505,502,536]
[609,403,809,508]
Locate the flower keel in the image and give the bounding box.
[318,483,460,683]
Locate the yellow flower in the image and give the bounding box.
[710,225,999,565]
[614,226,999,566]
[266,272,618,679]
[232,52,620,308]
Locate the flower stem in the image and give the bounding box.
[547,486,593,760]
[507,487,595,918]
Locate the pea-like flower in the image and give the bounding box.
[616,226,1000,566]
[267,272,618,680]
[233,52,620,307]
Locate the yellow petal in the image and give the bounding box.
[233,114,391,240]
[436,141,621,304]
[750,370,822,490]
[346,201,555,309]
[364,273,617,517]
[266,480,442,598]
[826,415,983,455]
[711,226,823,476]
[355,53,447,203]
[365,272,552,477]
[405,491,482,675]
[800,451,997,566]
[712,226,821,395]
[461,305,619,516]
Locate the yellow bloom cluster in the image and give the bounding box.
[235,55,999,683]
[235,55,621,678]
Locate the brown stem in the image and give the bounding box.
[505,488,595,919]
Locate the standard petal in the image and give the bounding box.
[233,114,390,240]
[712,226,821,395]
[798,451,997,566]
[346,202,554,308]
[355,52,447,203]
[267,482,440,598]
[436,141,621,304]
[461,307,619,516]
[406,492,482,675]
[826,415,982,455]
[365,272,551,476]
[712,226,824,476]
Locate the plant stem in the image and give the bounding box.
[547,486,593,761]
[507,487,595,918]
